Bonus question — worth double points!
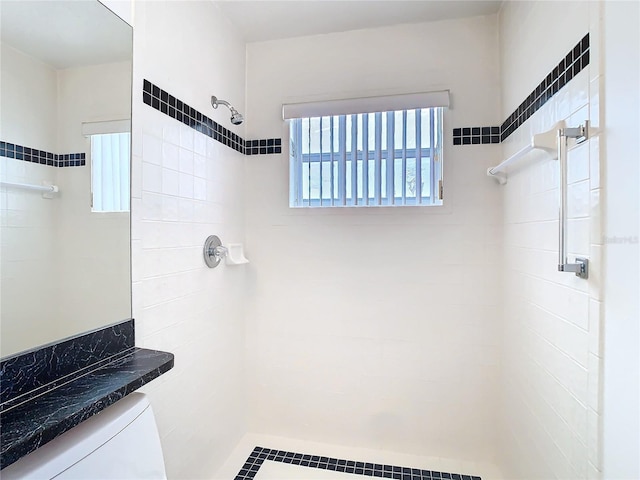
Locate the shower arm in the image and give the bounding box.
[211,96,240,115]
[211,96,231,110]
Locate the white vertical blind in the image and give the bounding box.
[91,132,130,212]
[289,107,443,207]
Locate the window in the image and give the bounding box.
[289,107,443,207]
[90,132,130,212]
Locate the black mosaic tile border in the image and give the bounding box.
[0,141,86,167]
[500,33,589,141]
[143,79,281,156]
[0,319,135,407]
[452,127,500,145]
[245,138,282,156]
[453,33,590,146]
[234,446,481,480]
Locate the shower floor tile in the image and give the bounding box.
[240,446,480,480]
[255,461,355,479]
[213,434,502,480]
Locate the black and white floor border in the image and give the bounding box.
[234,446,482,480]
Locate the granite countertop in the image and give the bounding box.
[0,320,174,470]
[0,347,173,470]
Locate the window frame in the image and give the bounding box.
[289,107,444,208]
[89,131,131,213]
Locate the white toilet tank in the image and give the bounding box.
[1,393,167,480]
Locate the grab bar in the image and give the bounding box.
[557,121,590,279]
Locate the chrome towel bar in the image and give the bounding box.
[488,120,593,279]
[557,121,591,279]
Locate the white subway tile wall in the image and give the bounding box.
[127,1,248,478]
[245,15,503,464]
[1,159,59,353]
[498,1,603,478]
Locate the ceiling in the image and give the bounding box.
[0,1,132,70]
[214,0,503,42]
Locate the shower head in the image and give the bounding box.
[229,108,244,125]
[211,95,244,126]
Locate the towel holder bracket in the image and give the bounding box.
[558,257,589,278]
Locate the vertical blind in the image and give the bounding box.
[91,132,130,212]
[289,107,443,207]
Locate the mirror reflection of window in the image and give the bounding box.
[90,132,130,212]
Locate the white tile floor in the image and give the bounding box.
[213,434,503,480]
[255,462,356,479]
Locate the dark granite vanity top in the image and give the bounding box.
[0,320,174,470]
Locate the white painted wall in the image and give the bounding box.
[498,1,603,478]
[128,1,248,477]
[601,2,640,478]
[244,16,503,463]
[0,43,58,151]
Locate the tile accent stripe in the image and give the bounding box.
[453,127,500,145]
[245,138,282,156]
[453,33,590,146]
[0,141,85,167]
[234,446,482,480]
[142,79,282,156]
[500,32,589,140]
[143,30,589,154]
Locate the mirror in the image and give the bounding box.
[0,1,133,358]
